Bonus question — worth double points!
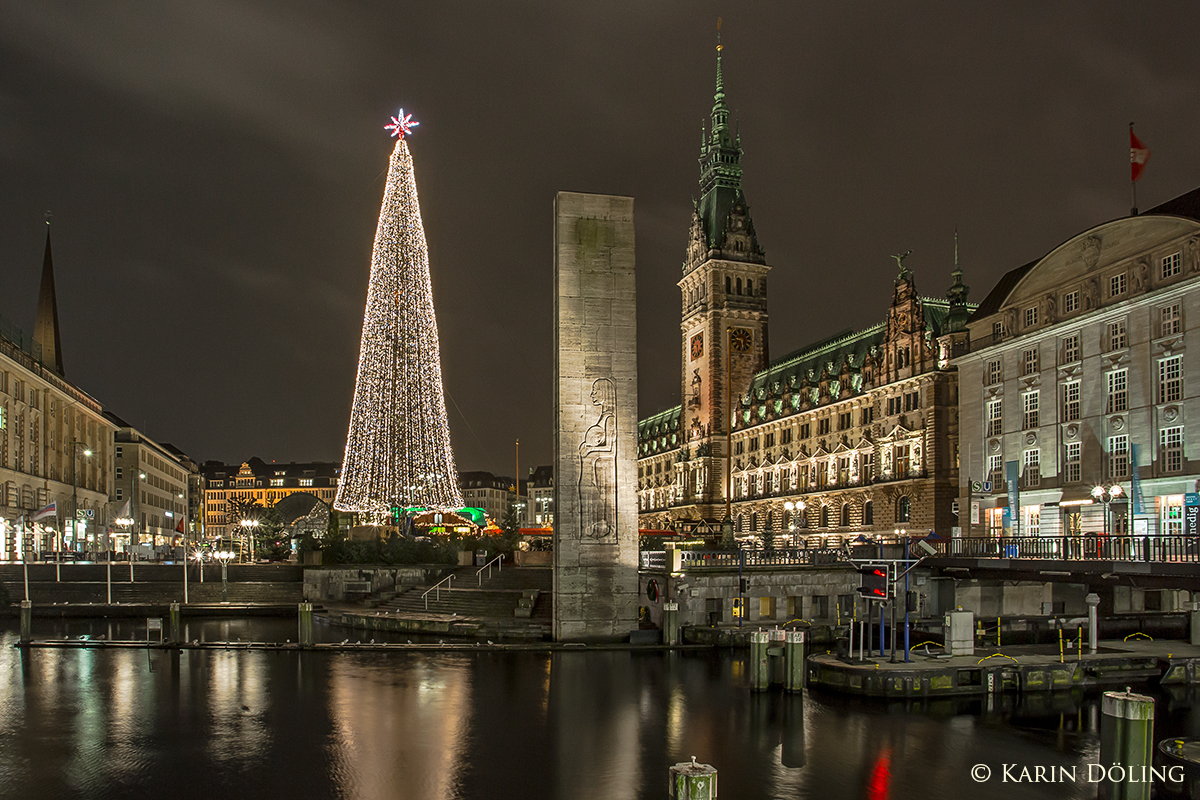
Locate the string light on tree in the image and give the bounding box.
[335,109,464,522]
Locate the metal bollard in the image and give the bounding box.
[663,602,680,646]
[1098,688,1154,800]
[1086,593,1100,654]
[784,630,806,692]
[769,627,787,686]
[749,631,770,691]
[298,602,314,647]
[169,602,182,644]
[668,757,717,800]
[19,600,32,644]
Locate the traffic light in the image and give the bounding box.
[858,565,889,600]
[738,577,749,594]
[390,506,401,526]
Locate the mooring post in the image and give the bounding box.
[1098,688,1154,800]
[668,757,717,800]
[298,602,314,647]
[663,602,679,646]
[1086,593,1100,654]
[19,599,32,644]
[749,630,770,692]
[784,629,806,691]
[1190,598,1199,647]
[169,601,182,644]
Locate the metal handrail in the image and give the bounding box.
[476,553,504,585]
[421,573,454,609]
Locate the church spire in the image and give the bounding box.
[33,214,65,376]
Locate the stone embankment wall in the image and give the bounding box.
[303,566,449,603]
[639,566,859,629]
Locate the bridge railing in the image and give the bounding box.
[932,535,1200,563]
[639,547,848,571]
[638,535,1200,571]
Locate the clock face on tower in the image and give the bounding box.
[690,332,704,360]
[730,328,752,353]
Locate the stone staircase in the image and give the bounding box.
[368,566,552,640]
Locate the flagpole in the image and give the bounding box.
[1130,123,1138,216]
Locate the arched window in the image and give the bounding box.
[766,511,774,532]
[747,279,754,296]
[864,500,874,525]
[840,503,851,527]
[821,506,831,528]
[737,277,743,295]
[897,496,911,523]
[726,275,731,294]
[750,512,758,532]
[736,514,744,533]
[798,509,808,529]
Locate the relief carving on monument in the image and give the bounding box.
[578,377,618,540]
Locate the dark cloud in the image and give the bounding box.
[2,2,1199,475]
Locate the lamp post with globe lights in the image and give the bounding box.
[214,550,234,601]
[784,500,806,548]
[1092,484,1124,536]
[115,514,135,581]
[239,518,260,563]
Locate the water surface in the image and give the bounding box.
[2,619,1197,800]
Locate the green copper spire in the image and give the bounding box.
[946,228,971,332]
[695,30,763,265]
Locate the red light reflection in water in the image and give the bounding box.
[866,748,892,800]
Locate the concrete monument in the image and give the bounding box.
[553,192,639,641]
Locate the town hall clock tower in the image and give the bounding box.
[675,39,771,523]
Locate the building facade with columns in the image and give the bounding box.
[956,188,1200,540]
[0,229,116,558]
[636,45,973,545]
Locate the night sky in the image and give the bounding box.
[3,3,1200,476]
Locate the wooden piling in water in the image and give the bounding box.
[1099,689,1154,800]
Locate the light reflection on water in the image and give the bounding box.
[1,618,1198,800]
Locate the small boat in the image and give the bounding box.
[1157,738,1200,798]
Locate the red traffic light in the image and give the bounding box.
[858,565,889,599]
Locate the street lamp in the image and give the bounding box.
[132,471,146,557]
[115,515,135,581]
[239,518,260,563]
[214,550,234,601]
[70,441,92,555]
[1092,484,1124,535]
[784,500,806,548]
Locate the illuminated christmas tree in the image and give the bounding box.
[335,110,464,521]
